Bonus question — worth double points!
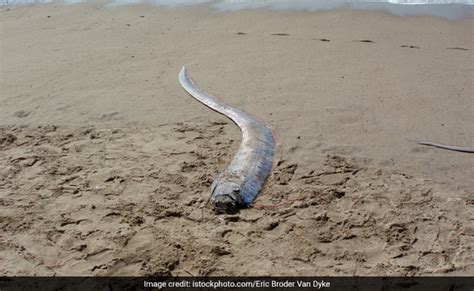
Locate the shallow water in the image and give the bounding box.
[214,0,474,20]
[2,0,474,20]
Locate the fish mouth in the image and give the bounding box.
[211,195,240,214]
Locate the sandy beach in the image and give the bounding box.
[0,2,473,276]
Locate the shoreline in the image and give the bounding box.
[2,0,474,20]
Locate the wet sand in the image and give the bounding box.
[0,3,473,275]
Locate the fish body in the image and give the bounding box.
[178,66,275,213]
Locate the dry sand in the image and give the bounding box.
[0,2,473,276]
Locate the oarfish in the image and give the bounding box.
[178,66,276,213]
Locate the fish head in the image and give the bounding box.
[210,180,242,214]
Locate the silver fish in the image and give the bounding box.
[178,66,276,213]
[417,141,474,153]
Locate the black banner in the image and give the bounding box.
[0,277,473,291]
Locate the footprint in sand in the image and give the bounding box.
[13,109,31,118]
[0,133,16,148]
[313,38,330,42]
[447,47,468,51]
[274,162,298,186]
[401,45,420,49]
[355,39,375,43]
[98,111,121,121]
